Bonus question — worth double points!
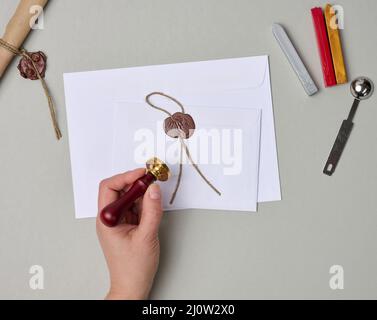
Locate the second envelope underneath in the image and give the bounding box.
[112,101,262,212]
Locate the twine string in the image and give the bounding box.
[169,142,183,204]
[0,38,62,140]
[145,92,185,116]
[146,92,221,204]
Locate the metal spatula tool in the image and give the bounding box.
[323,77,374,176]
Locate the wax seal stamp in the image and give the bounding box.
[100,157,171,227]
[17,51,47,80]
[164,112,196,139]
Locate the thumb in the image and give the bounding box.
[138,184,163,239]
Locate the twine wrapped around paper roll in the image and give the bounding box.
[0,0,48,78]
[0,0,62,140]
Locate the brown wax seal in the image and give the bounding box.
[164,112,196,139]
[17,51,47,80]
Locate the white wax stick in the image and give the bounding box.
[272,23,318,96]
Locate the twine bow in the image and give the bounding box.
[146,92,221,204]
[0,38,62,140]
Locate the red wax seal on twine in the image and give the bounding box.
[164,112,196,139]
[0,38,62,140]
[17,51,47,80]
[146,92,221,204]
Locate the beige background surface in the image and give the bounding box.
[0,0,376,299]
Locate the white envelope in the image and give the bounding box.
[112,101,262,212]
[63,56,281,219]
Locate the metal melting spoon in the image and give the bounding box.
[324,77,374,176]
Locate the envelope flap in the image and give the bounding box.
[165,56,269,94]
[64,56,270,103]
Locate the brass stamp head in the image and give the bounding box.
[146,157,171,182]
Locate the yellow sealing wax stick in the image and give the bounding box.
[325,4,348,84]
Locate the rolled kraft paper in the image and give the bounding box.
[0,0,48,78]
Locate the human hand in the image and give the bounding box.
[96,169,164,300]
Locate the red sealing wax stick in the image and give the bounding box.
[100,158,170,228]
[311,7,337,87]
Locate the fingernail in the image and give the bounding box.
[149,184,161,200]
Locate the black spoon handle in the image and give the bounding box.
[323,120,354,176]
